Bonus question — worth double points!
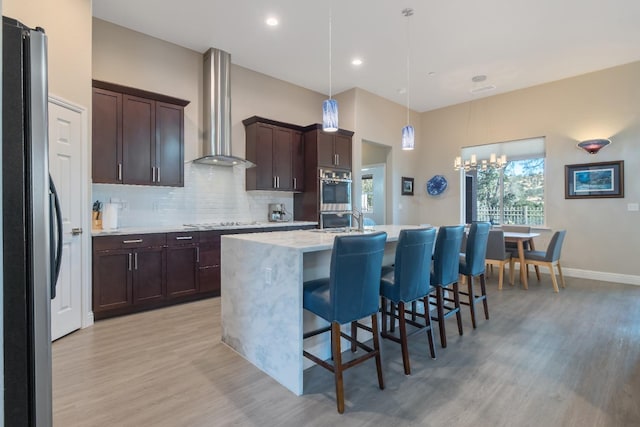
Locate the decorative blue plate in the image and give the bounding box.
[426,175,448,196]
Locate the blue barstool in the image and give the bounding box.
[380,228,437,375]
[429,225,465,348]
[303,232,387,414]
[458,222,491,328]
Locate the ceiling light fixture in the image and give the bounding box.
[265,17,279,27]
[577,138,611,154]
[401,8,414,150]
[322,7,338,132]
[351,58,363,66]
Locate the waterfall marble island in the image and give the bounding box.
[220,225,422,395]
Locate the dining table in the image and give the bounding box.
[503,231,540,289]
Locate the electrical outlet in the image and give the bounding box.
[264,267,272,285]
[628,203,639,212]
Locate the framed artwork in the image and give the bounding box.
[565,161,624,199]
[401,177,414,196]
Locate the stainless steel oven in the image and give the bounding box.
[320,212,351,229]
[319,169,352,212]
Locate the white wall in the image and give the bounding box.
[418,62,640,278]
[92,19,326,225]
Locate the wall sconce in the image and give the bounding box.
[454,153,506,171]
[577,139,611,154]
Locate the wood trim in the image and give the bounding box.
[241,115,305,131]
[92,80,190,107]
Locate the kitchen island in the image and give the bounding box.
[221,225,422,395]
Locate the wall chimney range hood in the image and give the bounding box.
[194,48,255,167]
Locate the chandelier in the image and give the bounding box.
[454,153,507,171]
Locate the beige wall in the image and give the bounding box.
[93,18,324,164]
[3,0,92,110]
[418,62,640,276]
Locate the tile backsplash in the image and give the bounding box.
[92,162,296,228]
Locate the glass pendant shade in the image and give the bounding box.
[322,98,339,132]
[401,125,415,150]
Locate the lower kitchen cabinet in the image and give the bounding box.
[92,249,133,313]
[166,232,200,298]
[92,225,316,319]
[133,247,166,305]
[198,231,221,295]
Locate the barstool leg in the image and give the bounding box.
[381,297,388,335]
[480,273,489,320]
[371,313,385,390]
[351,321,357,352]
[435,287,447,348]
[423,296,436,359]
[331,321,345,414]
[398,302,411,375]
[453,282,463,336]
[467,275,477,329]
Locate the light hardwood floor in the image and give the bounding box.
[53,275,640,427]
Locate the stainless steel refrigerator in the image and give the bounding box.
[3,16,62,426]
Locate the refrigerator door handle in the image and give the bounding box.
[49,175,63,299]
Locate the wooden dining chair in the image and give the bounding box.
[485,229,512,290]
[513,230,567,292]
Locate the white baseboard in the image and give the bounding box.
[561,268,640,286]
[510,264,640,286]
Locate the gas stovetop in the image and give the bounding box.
[183,221,262,230]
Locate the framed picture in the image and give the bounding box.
[565,161,624,199]
[401,177,414,196]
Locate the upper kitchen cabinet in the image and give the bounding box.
[92,80,189,187]
[302,125,354,171]
[243,116,305,192]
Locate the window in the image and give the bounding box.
[361,174,374,213]
[462,137,545,226]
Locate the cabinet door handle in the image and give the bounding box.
[152,167,156,182]
[175,236,193,240]
[157,167,160,183]
[293,178,297,189]
[123,239,143,244]
[118,163,122,181]
[196,247,200,263]
[134,252,138,270]
[128,253,132,271]
[336,154,340,165]
[273,176,276,189]
[276,176,280,188]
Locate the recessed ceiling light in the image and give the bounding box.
[427,71,436,77]
[351,58,363,66]
[266,17,279,27]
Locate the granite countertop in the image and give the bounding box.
[222,224,423,253]
[91,221,318,236]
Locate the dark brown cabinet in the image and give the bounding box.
[92,234,166,319]
[166,232,199,298]
[92,80,188,187]
[92,88,122,183]
[306,126,353,170]
[243,116,305,191]
[92,225,316,319]
[198,231,221,295]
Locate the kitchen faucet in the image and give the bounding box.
[351,209,365,232]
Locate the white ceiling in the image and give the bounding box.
[92,0,640,112]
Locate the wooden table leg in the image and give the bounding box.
[518,240,528,289]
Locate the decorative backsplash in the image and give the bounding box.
[92,162,294,228]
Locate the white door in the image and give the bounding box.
[49,98,84,340]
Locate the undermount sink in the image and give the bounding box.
[312,227,376,234]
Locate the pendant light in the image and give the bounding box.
[401,8,414,150]
[322,7,338,132]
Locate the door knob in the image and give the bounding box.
[71,228,83,236]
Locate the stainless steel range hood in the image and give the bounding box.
[194,48,255,167]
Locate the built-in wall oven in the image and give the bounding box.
[319,169,352,229]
